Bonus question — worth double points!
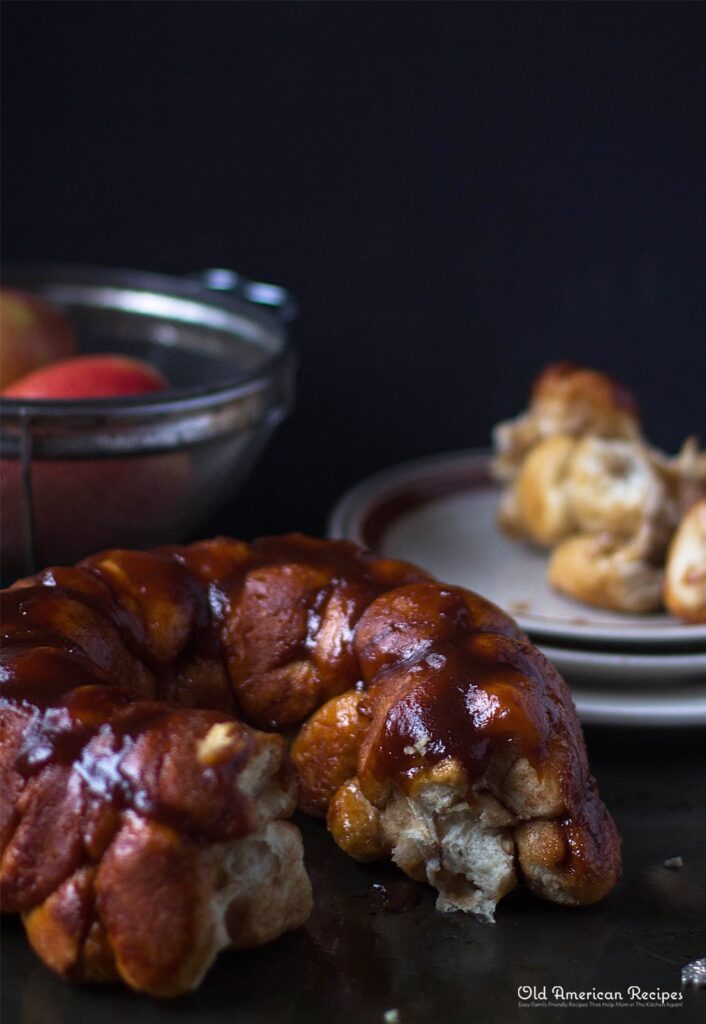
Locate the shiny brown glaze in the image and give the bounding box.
[0,535,429,916]
[352,584,547,790]
[1,533,621,995]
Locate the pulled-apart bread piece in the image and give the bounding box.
[548,528,665,614]
[2,535,621,995]
[492,361,642,483]
[567,437,677,542]
[293,582,621,922]
[664,500,706,623]
[515,436,676,612]
[492,363,706,618]
[657,438,706,524]
[0,650,311,997]
[499,434,676,553]
[498,434,577,544]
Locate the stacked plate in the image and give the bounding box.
[329,449,706,727]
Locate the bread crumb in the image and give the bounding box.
[383,1011,400,1024]
[663,856,683,870]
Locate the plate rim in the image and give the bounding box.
[538,642,706,670]
[328,447,706,650]
[570,684,706,726]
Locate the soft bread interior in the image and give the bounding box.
[211,820,313,955]
[328,747,618,924]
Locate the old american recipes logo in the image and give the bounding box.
[517,985,684,1010]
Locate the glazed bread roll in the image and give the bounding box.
[293,581,621,921]
[1,536,621,995]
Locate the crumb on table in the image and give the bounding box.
[663,856,684,870]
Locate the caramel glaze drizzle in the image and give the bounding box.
[352,584,583,810]
[1,534,584,848]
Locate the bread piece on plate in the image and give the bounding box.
[656,437,706,522]
[567,436,676,541]
[664,500,706,623]
[508,434,577,546]
[492,362,642,482]
[548,530,664,613]
[500,433,676,551]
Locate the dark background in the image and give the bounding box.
[2,0,705,537]
[2,9,706,1021]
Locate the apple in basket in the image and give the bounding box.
[0,287,76,389]
[1,350,193,574]
[3,354,168,399]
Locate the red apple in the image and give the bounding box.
[1,351,180,574]
[3,354,168,399]
[0,287,76,389]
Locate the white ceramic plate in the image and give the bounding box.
[543,644,706,725]
[567,682,706,727]
[538,643,706,687]
[328,449,706,651]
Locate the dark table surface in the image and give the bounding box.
[2,723,705,1024]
